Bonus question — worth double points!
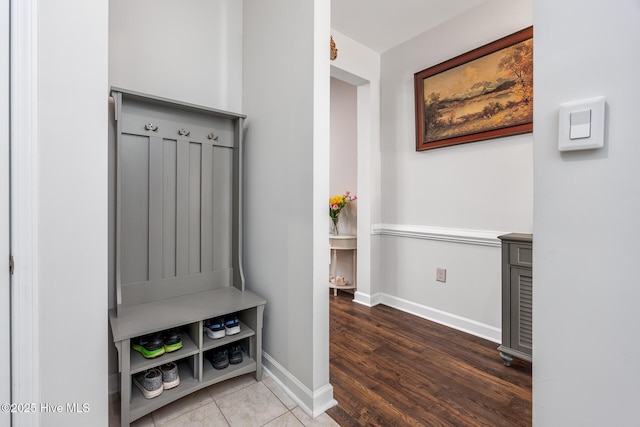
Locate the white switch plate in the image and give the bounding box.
[436,268,446,283]
[558,96,605,151]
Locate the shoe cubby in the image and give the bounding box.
[130,324,199,375]
[129,358,198,421]
[201,342,256,384]
[109,88,266,426]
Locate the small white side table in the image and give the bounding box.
[329,235,357,296]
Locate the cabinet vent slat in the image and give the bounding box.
[519,275,533,347]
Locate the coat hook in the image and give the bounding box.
[178,128,190,136]
[207,132,219,141]
[144,123,158,131]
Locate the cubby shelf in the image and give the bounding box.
[202,321,255,352]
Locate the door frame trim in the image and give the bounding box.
[10,0,40,424]
[0,0,10,423]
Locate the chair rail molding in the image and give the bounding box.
[371,223,506,247]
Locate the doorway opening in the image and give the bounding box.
[329,66,373,303]
[329,77,358,296]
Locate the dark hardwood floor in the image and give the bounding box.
[326,291,532,427]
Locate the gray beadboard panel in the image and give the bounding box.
[148,136,163,281]
[162,139,177,278]
[121,99,235,148]
[120,268,232,308]
[176,139,189,277]
[212,146,233,270]
[113,88,250,314]
[189,143,202,275]
[121,133,150,285]
[201,144,214,273]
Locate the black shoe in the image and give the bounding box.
[132,332,165,359]
[209,348,229,370]
[228,344,243,364]
[162,328,183,353]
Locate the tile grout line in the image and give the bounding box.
[130,376,298,427]
[213,399,232,427]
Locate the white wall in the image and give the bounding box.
[376,0,533,337]
[330,77,357,236]
[243,0,334,416]
[37,0,109,425]
[533,1,640,424]
[109,0,242,112]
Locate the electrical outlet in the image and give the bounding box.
[436,268,447,283]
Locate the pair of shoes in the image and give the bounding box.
[207,344,244,370]
[329,275,347,285]
[133,362,180,399]
[132,328,183,359]
[204,313,240,339]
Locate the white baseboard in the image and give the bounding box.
[355,292,501,343]
[353,290,381,307]
[262,351,337,418]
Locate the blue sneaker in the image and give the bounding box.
[225,313,240,335]
[204,317,225,339]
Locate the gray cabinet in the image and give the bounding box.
[498,233,532,366]
[109,88,265,426]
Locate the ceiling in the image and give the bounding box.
[331,0,487,53]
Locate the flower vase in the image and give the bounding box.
[331,217,340,235]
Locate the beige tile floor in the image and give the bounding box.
[109,373,340,427]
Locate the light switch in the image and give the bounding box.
[558,96,605,151]
[569,109,591,139]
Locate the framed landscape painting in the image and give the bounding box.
[414,27,533,151]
